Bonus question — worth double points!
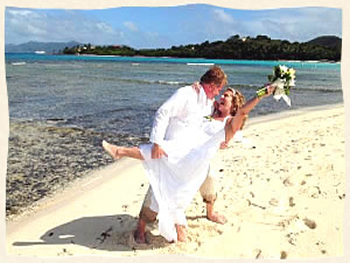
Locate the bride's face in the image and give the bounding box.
[218,90,234,114]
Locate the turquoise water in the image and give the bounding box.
[5,53,343,146]
[6,52,341,69]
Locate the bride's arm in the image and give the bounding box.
[238,84,274,116]
[224,85,275,144]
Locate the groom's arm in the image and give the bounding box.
[150,87,189,158]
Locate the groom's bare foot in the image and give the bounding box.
[175,224,187,242]
[206,202,227,224]
[207,211,227,224]
[133,218,148,244]
[133,228,147,244]
[102,140,122,159]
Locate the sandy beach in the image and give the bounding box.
[6,104,345,259]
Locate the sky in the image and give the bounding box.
[5,4,342,49]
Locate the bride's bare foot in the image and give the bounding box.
[102,140,122,159]
[175,224,187,242]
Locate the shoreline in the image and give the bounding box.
[6,104,345,258]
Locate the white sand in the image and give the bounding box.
[6,105,345,259]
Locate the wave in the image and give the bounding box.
[46,118,67,123]
[187,63,215,66]
[11,62,26,66]
[229,84,342,93]
[156,80,185,85]
[296,86,343,93]
[116,77,188,86]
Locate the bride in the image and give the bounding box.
[103,85,274,243]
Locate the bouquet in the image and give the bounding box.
[256,65,296,106]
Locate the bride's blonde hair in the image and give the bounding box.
[226,88,248,130]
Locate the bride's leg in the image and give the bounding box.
[102,140,144,160]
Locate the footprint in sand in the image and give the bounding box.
[303,218,317,229]
[122,204,129,211]
[254,249,262,259]
[57,248,73,256]
[280,251,288,259]
[289,197,296,207]
[316,241,327,255]
[283,177,293,187]
[269,198,279,206]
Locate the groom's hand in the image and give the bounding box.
[151,143,167,159]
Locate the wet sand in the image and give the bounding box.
[6,120,149,218]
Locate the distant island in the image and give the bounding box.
[6,35,341,62]
[62,35,341,62]
[5,41,82,54]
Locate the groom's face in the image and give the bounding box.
[207,83,224,99]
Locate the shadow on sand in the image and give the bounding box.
[12,214,170,251]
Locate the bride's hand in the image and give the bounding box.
[191,81,201,94]
[259,84,275,99]
[220,141,228,149]
[266,84,276,95]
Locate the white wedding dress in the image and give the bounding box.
[139,117,234,242]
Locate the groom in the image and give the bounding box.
[134,66,228,243]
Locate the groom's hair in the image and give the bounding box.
[200,66,227,86]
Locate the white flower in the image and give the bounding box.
[279,65,288,72]
[289,79,296,87]
[289,68,296,76]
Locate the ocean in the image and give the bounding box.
[5,53,343,216]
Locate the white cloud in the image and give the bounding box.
[8,10,38,17]
[213,9,234,24]
[5,7,170,48]
[6,8,49,43]
[5,8,125,45]
[245,7,342,42]
[123,21,139,32]
[120,30,173,49]
[96,22,114,33]
[27,24,46,35]
[190,8,242,42]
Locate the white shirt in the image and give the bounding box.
[150,85,214,146]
